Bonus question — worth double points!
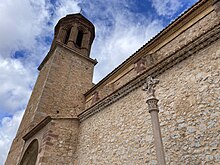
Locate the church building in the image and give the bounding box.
[5,0,220,164]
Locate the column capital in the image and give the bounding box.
[146,97,159,113]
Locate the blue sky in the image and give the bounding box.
[0,0,198,163]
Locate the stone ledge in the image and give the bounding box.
[23,116,79,141]
[23,116,52,141]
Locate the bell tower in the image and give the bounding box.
[51,13,95,57]
[5,13,97,165]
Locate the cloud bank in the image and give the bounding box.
[0,110,24,163]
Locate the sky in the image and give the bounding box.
[0,0,198,163]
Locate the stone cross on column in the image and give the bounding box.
[143,76,166,165]
[143,76,159,98]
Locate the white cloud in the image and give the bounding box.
[0,110,24,164]
[0,0,50,58]
[150,0,199,17]
[0,57,35,115]
[150,0,182,16]
[54,0,81,18]
[84,0,164,82]
[92,19,163,82]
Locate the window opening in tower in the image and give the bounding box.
[76,30,83,47]
[64,28,71,44]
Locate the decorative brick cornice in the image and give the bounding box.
[78,23,220,122]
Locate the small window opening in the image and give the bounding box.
[76,30,83,47]
[64,28,71,44]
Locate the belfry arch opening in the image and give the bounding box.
[76,29,84,47]
[20,139,39,165]
[64,28,71,44]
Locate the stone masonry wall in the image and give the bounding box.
[76,33,220,164]
[156,37,220,164]
[37,119,79,165]
[36,45,94,120]
[16,51,54,136]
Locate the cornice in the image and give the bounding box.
[78,23,220,122]
[38,42,97,70]
[84,0,213,97]
[57,42,98,64]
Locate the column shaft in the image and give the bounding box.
[57,28,67,43]
[67,25,78,48]
[150,110,166,165]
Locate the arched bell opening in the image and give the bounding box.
[64,27,71,45]
[76,29,84,48]
[20,139,39,165]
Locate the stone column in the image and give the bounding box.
[80,32,90,56]
[67,24,78,48]
[57,28,67,43]
[143,76,166,165]
[82,31,90,48]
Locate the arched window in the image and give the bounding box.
[64,28,71,44]
[76,30,83,47]
[20,139,39,165]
